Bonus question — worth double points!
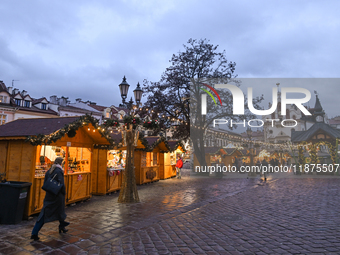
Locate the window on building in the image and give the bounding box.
[15,99,21,106]
[0,96,7,103]
[0,114,6,125]
[41,103,47,110]
[24,100,30,107]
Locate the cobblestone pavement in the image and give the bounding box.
[1,170,340,254]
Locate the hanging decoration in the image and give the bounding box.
[143,119,159,129]
[134,136,186,153]
[123,116,141,129]
[103,119,120,128]
[26,114,115,146]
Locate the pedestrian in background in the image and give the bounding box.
[176,155,183,179]
[261,157,269,181]
[31,157,69,241]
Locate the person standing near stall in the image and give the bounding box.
[176,155,183,179]
[31,157,69,241]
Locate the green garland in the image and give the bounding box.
[26,114,115,146]
[136,136,186,153]
[123,116,141,129]
[143,119,159,129]
[103,119,119,128]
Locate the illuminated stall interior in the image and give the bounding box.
[0,116,112,217]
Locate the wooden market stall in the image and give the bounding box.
[159,140,186,180]
[0,116,112,217]
[91,134,187,191]
[133,136,163,185]
[220,148,244,167]
[194,147,222,167]
[91,147,125,195]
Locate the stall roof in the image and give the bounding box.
[0,116,113,145]
[205,147,223,154]
[0,117,80,137]
[291,122,340,142]
[140,136,186,152]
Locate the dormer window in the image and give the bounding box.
[41,103,47,110]
[105,109,110,118]
[24,100,30,107]
[0,96,7,103]
[15,99,21,106]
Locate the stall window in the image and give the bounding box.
[141,152,158,167]
[35,146,92,177]
[169,152,176,165]
[66,147,91,173]
[107,150,126,169]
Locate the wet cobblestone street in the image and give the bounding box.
[1,169,340,254]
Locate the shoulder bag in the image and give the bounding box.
[42,173,63,195]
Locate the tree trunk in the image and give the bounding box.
[118,129,140,203]
[192,128,209,176]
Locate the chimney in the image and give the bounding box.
[22,90,27,97]
[7,86,13,94]
[60,96,69,106]
[90,102,96,105]
[13,88,19,95]
[75,98,82,102]
[50,95,57,104]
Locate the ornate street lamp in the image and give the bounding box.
[119,76,142,109]
[133,82,143,105]
[119,76,130,106]
[117,76,143,203]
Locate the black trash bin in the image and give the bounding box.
[0,181,32,224]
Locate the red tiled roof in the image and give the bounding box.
[32,97,49,104]
[88,104,107,112]
[0,117,79,137]
[58,105,101,115]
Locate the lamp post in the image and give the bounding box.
[246,127,254,166]
[117,76,143,203]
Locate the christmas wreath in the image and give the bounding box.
[123,116,141,129]
[143,119,159,129]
